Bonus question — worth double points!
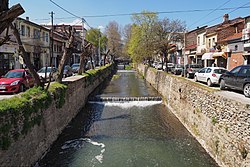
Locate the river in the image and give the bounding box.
[38,69,218,167]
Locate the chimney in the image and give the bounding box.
[223,14,229,23]
[26,17,29,21]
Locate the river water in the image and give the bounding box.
[38,69,218,167]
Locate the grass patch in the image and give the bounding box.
[125,65,133,70]
[112,74,120,80]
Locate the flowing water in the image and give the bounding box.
[38,69,218,167]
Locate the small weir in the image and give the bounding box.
[38,69,218,167]
[89,96,162,102]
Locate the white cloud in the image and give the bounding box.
[98,25,105,32]
[58,18,82,26]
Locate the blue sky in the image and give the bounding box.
[9,0,250,31]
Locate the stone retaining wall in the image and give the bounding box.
[0,65,114,166]
[137,64,250,167]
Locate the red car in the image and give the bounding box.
[0,69,35,93]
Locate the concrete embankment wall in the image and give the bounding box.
[137,64,250,167]
[0,65,114,166]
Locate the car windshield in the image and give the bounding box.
[4,71,23,78]
[190,64,202,68]
[38,67,52,73]
[214,69,227,74]
[71,64,79,68]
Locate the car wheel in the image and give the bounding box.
[194,76,198,82]
[243,83,250,97]
[220,79,226,90]
[19,84,25,93]
[207,79,212,87]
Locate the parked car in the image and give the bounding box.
[37,67,58,81]
[63,65,73,77]
[194,67,228,87]
[171,64,184,75]
[152,61,158,68]
[182,64,203,78]
[0,69,35,93]
[156,62,166,70]
[86,61,95,70]
[166,63,174,72]
[219,65,250,97]
[71,63,80,73]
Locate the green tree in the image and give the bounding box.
[85,28,107,53]
[127,11,158,63]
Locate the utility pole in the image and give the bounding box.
[49,11,55,67]
[82,18,86,51]
[98,33,101,65]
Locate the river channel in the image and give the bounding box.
[38,69,218,167]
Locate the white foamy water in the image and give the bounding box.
[88,101,162,109]
[61,138,105,164]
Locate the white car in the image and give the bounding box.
[194,67,228,87]
[37,67,58,81]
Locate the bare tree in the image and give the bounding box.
[55,26,75,83]
[105,21,122,59]
[153,18,186,70]
[10,24,42,86]
[78,42,92,75]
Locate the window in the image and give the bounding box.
[45,33,49,42]
[42,32,45,41]
[235,45,238,51]
[209,39,211,48]
[203,35,205,45]
[26,26,30,37]
[230,66,241,74]
[199,68,206,73]
[33,29,40,39]
[21,25,25,36]
[212,38,215,46]
[198,36,200,46]
[239,67,250,76]
[206,68,212,73]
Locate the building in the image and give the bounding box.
[0,17,50,75]
[242,15,250,64]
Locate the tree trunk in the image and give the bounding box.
[0,4,24,35]
[78,43,91,75]
[0,0,9,11]
[10,23,42,87]
[56,27,75,83]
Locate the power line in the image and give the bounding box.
[200,1,250,27]
[188,0,232,29]
[49,0,93,29]
[34,5,250,21]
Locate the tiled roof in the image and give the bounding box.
[219,32,242,43]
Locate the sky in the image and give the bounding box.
[9,0,250,31]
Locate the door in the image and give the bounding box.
[197,68,206,82]
[204,68,212,82]
[235,67,249,90]
[226,66,241,88]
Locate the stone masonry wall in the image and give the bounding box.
[0,65,114,166]
[137,64,250,167]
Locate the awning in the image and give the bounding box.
[243,52,250,56]
[212,52,227,59]
[202,52,214,60]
